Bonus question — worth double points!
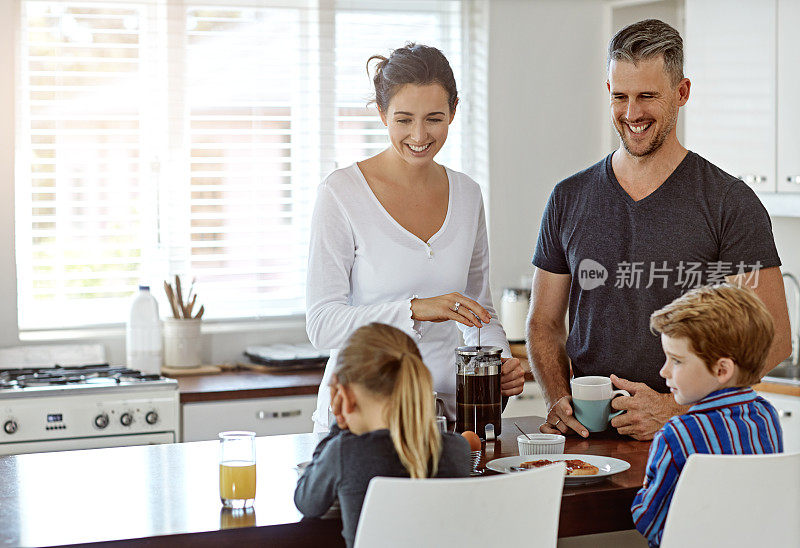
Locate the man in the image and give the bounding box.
[527,19,791,441]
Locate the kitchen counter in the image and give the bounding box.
[176,369,324,403]
[755,380,800,397]
[0,415,651,547]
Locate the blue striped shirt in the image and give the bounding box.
[631,387,783,547]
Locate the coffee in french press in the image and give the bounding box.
[455,345,502,439]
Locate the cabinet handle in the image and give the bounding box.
[256,409,303,420]
[787,175,800,185]
[738,174,767,185]
[778,409,792,419]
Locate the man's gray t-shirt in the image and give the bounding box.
[532,151,781,392]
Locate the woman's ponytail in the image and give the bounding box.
[387,353,441,479]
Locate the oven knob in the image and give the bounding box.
[120,413,133,427]
[94,413,109,429]
[145,411,158,425]
[4,420,17,434]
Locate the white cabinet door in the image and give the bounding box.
[503,381,547,419]
[182,395,317,442]
[757,391,800,453]
[777,0,800,193]
[685,0,777,192]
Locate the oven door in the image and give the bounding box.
[0,432,175,456]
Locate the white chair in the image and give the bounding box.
[660,452,800,548]
[354,461,566,548]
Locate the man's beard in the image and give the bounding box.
[616,109,677,158]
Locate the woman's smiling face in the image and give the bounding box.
[379,83,456,166]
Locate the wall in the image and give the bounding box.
[0,1,19,347]
[487,0,607,295]
[773,219,800,278]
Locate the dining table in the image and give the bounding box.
[0,414,651,547]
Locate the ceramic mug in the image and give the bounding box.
[570,376,631,432]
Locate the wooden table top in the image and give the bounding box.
[0,415,650,547]
[176,369,325,403]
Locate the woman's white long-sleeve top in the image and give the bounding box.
[306,163,510,429]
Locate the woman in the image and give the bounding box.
[306,43,524,431]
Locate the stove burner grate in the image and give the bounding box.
[0,364,167,388]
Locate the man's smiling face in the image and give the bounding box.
[607,56,685,158]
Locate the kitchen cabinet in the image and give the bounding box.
[757,391,800,453]
[777,0,800,193]
[182,395,317,441]
[503,381,547,419]
[685,0,800,206]
[684,0,777,192]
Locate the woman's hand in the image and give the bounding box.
[500,357,525,397]
[410,292,490,328]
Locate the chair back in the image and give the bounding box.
[353,462,566,548]
[661,452,800,548]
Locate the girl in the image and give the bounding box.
[294,323,471,547]
[306,43,525,432]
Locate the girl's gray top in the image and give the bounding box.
[294,424,471,547]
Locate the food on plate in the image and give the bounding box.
[461,430,482,452]
[562,459,600,476]
[519,459,553,469]
[520,458,599,476]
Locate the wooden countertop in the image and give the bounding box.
[754,381,800,397]
[177,369,325,403]
[0,415,650,547]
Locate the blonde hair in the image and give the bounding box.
[335,323,441,479]
[650,284,774,385]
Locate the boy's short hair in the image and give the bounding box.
[650,284,774,385]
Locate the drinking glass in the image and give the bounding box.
[435,416,448,433]
[219,431,256,508]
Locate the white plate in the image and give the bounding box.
[485,453,631,485]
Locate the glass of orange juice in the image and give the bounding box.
[219,431,256,508]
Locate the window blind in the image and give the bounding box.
[15,0,488,330]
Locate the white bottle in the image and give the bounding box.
[126,285,163,375]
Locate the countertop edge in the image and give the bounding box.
[754,381,800,398]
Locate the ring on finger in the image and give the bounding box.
[452,301,461,313]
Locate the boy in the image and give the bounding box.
[631,284,784,547]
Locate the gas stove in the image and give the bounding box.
[0,364,175,393]
[0,364,179,456]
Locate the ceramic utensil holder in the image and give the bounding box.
[164,318,202,368]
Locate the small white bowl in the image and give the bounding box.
[517,433,565,456]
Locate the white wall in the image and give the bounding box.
[772,219,800,278]
[487,0,607,294]
[0,1,19,348]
